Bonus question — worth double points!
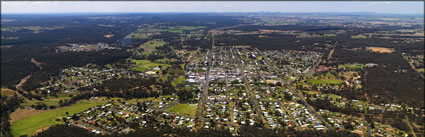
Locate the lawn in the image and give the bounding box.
[11,100,106,137]
[166,104,197,117]
[307,79,343,86]
[130,59,170,72]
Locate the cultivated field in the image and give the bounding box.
[366,47,395,53]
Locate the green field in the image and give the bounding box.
[163,26,206,34]
[1,26,65,32]
[167,29,184,33]
[126,33,150,39]
[339,64,364,70]
[179,26,206,30]
[138,39,167,53]
[351,34,368,39]
[324,34,337,37]
[11,100,106,137]
[416,68,424,73]
[172,76,187,87]
[130,59,170,72]
[166,104,197,117]
[307,79,343,86]
[22,96,72,107]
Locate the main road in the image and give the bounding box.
[196,35,214,118]
[233,48,264,125]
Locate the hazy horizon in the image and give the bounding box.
[2,1,424,15]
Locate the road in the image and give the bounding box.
[196,35,214,128]
[233,48,264,125]
[15,74,32,95]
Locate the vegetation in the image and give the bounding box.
[138,39,167,54]
[172,76,186,87]
[307,79,343,86]
[130,59,170,72]
[11,100,106,137]
[166,103,197,117]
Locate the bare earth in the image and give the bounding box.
[366,47,395,53]
[10,109,46,123]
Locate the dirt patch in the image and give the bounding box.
[10,109,46,124]
[366,47,395,53]
[31,58,44,70]
[1,88,17,96]
[104,34,114,38]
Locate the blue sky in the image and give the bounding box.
[1,1,424,14]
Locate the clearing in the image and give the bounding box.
[307,79,343,86]
[172,76,187,87]
[21,96,72,107]
[1,88,17,96]
[366,47,395,53]
[11,100,106,137]
[138,39,167,53]
[130,59,170,72]
[166,103,197,117]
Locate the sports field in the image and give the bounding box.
[166,104,197,117]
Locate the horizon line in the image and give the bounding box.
[2,11,424,15]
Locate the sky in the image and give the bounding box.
[1,1,424,14]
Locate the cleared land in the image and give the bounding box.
[339,64,364,70]
[138,39,167,53]
[307,79,343,85]
[21,96,72,107]
[166,104,197,117]
[10,109,46,124]
[1,88,17,96]
[11,100,106,137]
[366,47,395,53]
[130,59,170,72]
